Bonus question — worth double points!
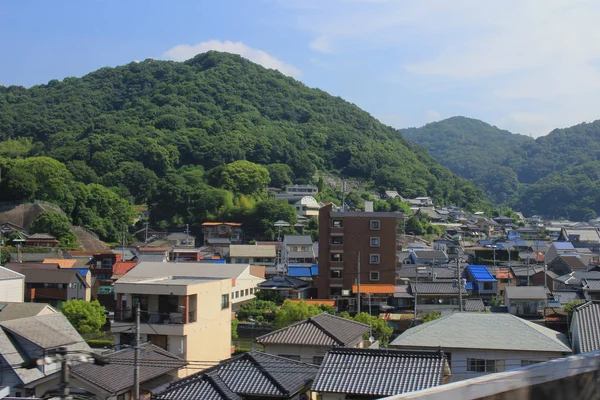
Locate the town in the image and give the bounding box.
[0,183,598,399]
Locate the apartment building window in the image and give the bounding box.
[330,287,342,296]
[331,253,343,262]
[221,294,230,309]
[250,288,254,294]
[370,271,380,281]
[332,220,343,228]
[331,270,343,279]
[331,236,343,245]
[245,289,249,296]
[483,282,494,290]
[370,220,380,230]
[370,237,380,247]
[467,359,504,373]
[369,254,380,264]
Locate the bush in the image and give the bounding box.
[237,299,278,321]
[86,339,113,348]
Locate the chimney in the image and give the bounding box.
[365,201,373,212]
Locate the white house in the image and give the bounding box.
[390,313,571,381]
[0,266,24,302]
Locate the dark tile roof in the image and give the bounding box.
[409,281,466,295]
[256,312,370,346]
[510,266,544,277]
[412,250,447,259]
[155,351,318,399]
[553,291,582,306]
[71,343,185,394]
[556,255,587,271]
[5,265,85,285]
[258,276,310,289]
[463,298,486,312]
[583,279,600,291]
[572,302,600,353]
[311,348,446,397]
[396,266,456,280]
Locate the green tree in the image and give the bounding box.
[266,163,294,188]
[217,160,270,195]
[564,300,585,320]
[274,300,324,328]
[352,312,394,346]
[236,299,278,321]
[0,247,10,264]
[422,311,441,323]
[29,211,78,249]
[62,300,106,334]
[231,318,239,340]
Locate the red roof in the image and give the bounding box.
[113,261,137,276]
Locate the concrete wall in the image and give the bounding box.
[262,343,329,365]
[0,277,24,302]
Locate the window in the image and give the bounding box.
[370,271,380,281]
[332,220,343,228]
[331,236,343,245]
[330,287,342,296]
[370,237,380,247]
[467,358,503,373]
[245,289,249,296]
[370,220,380,230]
[221,294,230,309]
[521,360,541,367]
[331,253,343,262]
[249,288,254,294]
[313,356,325,364]
[483,282,494,290]
[235,291,239,298]
[331,270,342,279]
[369,254,380,264]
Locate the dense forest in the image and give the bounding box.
[403,117,600,220]
[0,51,491,242]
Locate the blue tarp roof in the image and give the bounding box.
[288,266,312,277]
[467,265,496,281]
[553,242,575,250]
[74,268,89,276]
[310,265,318,276]
[465,282,474,290]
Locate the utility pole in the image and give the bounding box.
[133,302,140,400]
[59,346,72,400]
[144,221,149,244]
[508,249,511,285]
[413,269,418,325]
[185,223,190,246]
[458,258,463,312]
[356,251,361,314]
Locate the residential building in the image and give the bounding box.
[408,250,449,265]
[281,234,315,265]
[317,204,404,310]
[312,348,450,400]
[493,268,516,296]
[0,266,24,302]
[552,290,583,307]
[111,271,233,377]
[5,264,90,307]
[390,313,571,381]
[464,265,497,300]
[557,227,600,247]
[570,301,600,354]
[0,302,57,322]
[24,233,58,247]
[135,247,169,262]
[283,184,319,196]
[0,313,90,397]
[229,244,277,274]
[257,275,315,300]
[169,248,201,262]
[544,242,576,264]
[553,271,600,291]
[166,232,197,247]
[510,265,544,287]
[463,298,486,312]
[504,286,548,317]
[154,351,319,400]
[42,258,77,268]
[582,278,600,301]
[530,268,558,289]
[255,312,372,364]
[397,265,457,283]
[547,255,587,276]
[201,222,243,245]
[410,281,467,315]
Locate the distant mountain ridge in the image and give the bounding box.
[402,116,600,220]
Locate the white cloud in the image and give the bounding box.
[425,110,441,122]
[309,36,334,53]
[162,40,302,78]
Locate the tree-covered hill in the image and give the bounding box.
[403,117,600,220]
[0,52,492,240]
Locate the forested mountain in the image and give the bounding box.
[0,51,491,242]
[403,117,600,220]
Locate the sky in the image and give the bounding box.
[2,0,600,137]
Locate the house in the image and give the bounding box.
[463,298,486,312]
[570,301,600,354]
[0,313,91,398]
[154,351,319,400]
[255,312,371,364]
[547,255,587,276]
[390,313,571,381]
[201,222,243,245]
[311,348,450,400]
[281,235,315,266]
[228,244,277,275]
[545,242,576,263]
[257,275,314,300]
[169,247,201,262]
[5,264,90,307]
[504,286,548,317]
[552,290,583,306]
[553,271,600,291]
[409,281,467,315]
[0,266,24,302]
[136,247,169,262]
[493,268,516,296]
[118,262,264,310]
[465,265,497,300]
[284,196,321,218]
[64,343,186,399]
[530,268,558,289]
[111,272,233,377]
[24,233,58,247]
[166,232,197,247]
[582,279,600,301]
[352,284,396,312]
[408,250,449,265]
[396,265,457,283]
[510,265,544,287]
[558,227,600,245]
[283,184,319,196]
[0,302,57,322]
[42,258,77,269]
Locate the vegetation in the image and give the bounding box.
[422,311,441,323]
[61,300,107,334]
[273,300,334,328]
[403,116,600,220]
[564,300,585,319]
[0,52,492,241]
[236,299,278,322]
[231,317,239,340]
[86,338,114,349]
[29,210,78,249]
[339,311,394,346]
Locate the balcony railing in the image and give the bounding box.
[113,309,197,324]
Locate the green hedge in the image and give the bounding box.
[86,339,114,348]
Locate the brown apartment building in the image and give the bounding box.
[316,204,403,310]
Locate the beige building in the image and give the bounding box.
[0,266,25,302]
[229,244,276,268]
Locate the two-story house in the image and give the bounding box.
[0,266,25,302]
[465,265,497,301]
[228,244,277,275]
[201,222,243,245]
[281,235,315,265]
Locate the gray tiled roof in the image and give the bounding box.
[409,281,466,295]
[0,266,24,280]
[583,279,600,291]
[71,343,185,393]
[505,286,547,300]
[283,235,313,245]
[0,302,56,322]
[155,351,318,399]
[397,266,456,280]
[553,291,583,305]
[463,298,486,312]
[571,302,600,353]
[311,348,446,397]
[0,326,44,384]
[256,312,370,346]
[390,313,571,353]
[0,313,89,350]
[156,373,242,400]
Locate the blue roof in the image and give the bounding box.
[74,268,89,276]
[553,242,575,250]
[310,265,318,276]
[467,265,496,282]
[288,266,312,277]
[507,234,521,240]
[465,282,474,290]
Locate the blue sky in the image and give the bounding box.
[2,0,600,137]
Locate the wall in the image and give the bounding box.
[0,277,24,302]
[66,276,89,301]
[262,343,329,365]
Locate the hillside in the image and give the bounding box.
[0,51,491,237]
[403,117,600,220]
